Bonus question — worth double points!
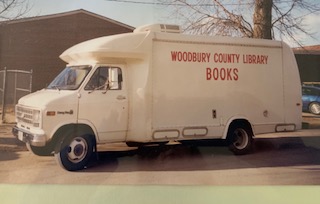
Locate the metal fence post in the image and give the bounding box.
[14,71,17,105]
[1,67,7,122]
[30,69,33,92]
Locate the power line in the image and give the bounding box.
[104,0,253,6]
[105,0,175,5]
[104,0,320,16]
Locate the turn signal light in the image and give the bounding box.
[46,111,56,116]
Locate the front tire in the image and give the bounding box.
[309,102,320,115]
[228,125,253,155]
[54,134,95,171]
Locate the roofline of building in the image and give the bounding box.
[293,45,320,55]
[0,9,135,30]
[294,50,320,55]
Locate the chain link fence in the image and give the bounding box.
[0,68,32,124]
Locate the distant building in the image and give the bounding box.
[293,45,320,83]
[0,9,134,92]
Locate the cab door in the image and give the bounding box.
[78,65,128,142]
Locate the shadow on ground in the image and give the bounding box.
[83,136,320,173]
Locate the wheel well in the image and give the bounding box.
[226,119,254,140]
[50,124,96,152]
[309,101,320,107]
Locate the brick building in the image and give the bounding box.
[293,45,320,83]
[0,9,134,92]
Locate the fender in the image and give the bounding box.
[222,116,254,139]
[50,119,99,143]
[47,118,78,141]
[77,119,99,141]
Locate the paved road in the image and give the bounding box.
[1,129,320,185]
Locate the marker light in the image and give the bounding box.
[46,111,56,116]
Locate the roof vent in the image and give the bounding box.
[134,24,181,34]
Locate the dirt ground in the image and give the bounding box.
[0,124,27,152]
[0,106,15,124]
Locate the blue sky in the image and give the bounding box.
[27,0,163,27]
[23,0,320,46]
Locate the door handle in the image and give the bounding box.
[117,95,126,100]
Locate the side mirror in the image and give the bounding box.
[108,68,120,90]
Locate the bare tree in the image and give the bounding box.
[0,0,31,21]
[160,0,320,45]
[253,0,272,39]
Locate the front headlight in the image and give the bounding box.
[32,110,41,127]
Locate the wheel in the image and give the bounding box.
[228,125,253,155]
[54,134,95,171]
[26,143,53,156]
[309,102,320,115]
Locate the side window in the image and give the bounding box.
[310,88,320,95]
[302,87,307,95]
[85,67,108,90]
[84,67,122,90]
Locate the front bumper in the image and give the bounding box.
[12,126,46,147]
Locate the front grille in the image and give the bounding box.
[16,106,34,124]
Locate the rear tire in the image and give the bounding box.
[54,134,95,171]
[228,125,253,155]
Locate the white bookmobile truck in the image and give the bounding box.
[13,24,302,171]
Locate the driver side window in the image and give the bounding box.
[85,67,108,90]
[84,67,123,91]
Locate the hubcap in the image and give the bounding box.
[233,129,249,149]
[67,137,88,163]
[310,103,320,115]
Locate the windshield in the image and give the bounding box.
[47,66,92,90]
